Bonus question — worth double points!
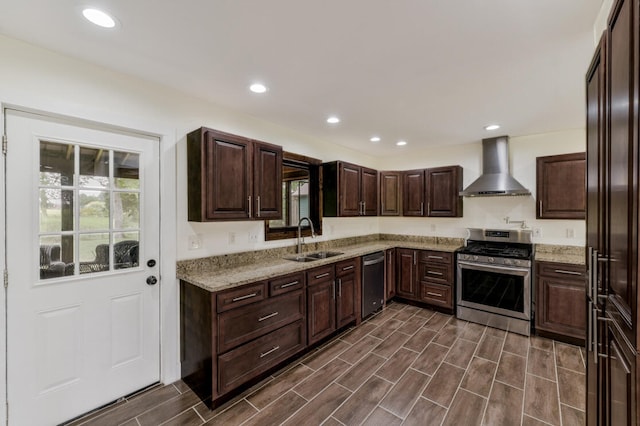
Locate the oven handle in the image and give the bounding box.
[456,260,530,274]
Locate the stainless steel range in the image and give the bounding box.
[456,228,533,336]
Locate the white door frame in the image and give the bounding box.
[0,104,178,425]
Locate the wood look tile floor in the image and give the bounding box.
[67,302,586,426]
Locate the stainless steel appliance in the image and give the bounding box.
[362,251,385,319]
[456,228,533,335]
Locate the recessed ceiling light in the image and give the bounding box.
[396,140,407,146]
[327,116,340,124]
[484,124,500,131]
[82,8,116,28]
[370,136,381,142]
[249,83,267,93]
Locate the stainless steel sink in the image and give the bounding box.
[283,256,318,262]
[306,251,344,259]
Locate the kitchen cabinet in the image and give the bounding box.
[323,161,378,216]
[180,270,305,405]
[535,261,586,344]
[426,166,463,217]
[402,166,463,217]
[335,258,361,329]
[187,127,282,221]
[586,0,640,422]
[417,251,454,310]
[380,171,402,216]
[395,248,454,311]
[536,152,586,219]
[385,248,396,301]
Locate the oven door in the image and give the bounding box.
[456,260,531,320]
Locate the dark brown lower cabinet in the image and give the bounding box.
[396,248,417,298]
[535,261,586,344]
[336,258,361,328]
[395,248,454,311]
[306,266,337,345]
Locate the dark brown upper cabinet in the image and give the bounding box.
[426,166,463,217]
[187,127,282,221]
[402,166,463,217]
[323,161,378,217]
[536,152,586,220]
[379,171,402,216]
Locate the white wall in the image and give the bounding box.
[593,0,614,44]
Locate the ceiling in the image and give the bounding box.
[0,0,603,156]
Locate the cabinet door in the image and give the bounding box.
[204,130,252,220]
[307,280,336,345]
[386,248,396,300]
[253,141,282,219]
[403,170,425,216]
[336,272,358,328]
[536,153,586,219]
[380,172,402,216]
[396,249,417,298]
[361,167,378,216]
[426,166,462,217]
[339,163,362,216]
[606,324,635,426]
[606,0,635,346]
[535,265,586,341]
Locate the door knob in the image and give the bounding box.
[146,276,158,285]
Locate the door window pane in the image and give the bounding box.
[79,190,110,230]
[79,147,109,188]
[114,232,139,270]
[40,189,74,232]
[114,151,139,189]
[113,192,139,229]
[79,233,110,274]
[39,235,73,279]
[40,141,74,186]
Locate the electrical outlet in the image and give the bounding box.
[188,234,202,250]
[248,232,259,243]
[533,227,542,238]
[566,228,575,238]
[228,232,236,244]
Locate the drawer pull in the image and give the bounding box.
[554,269,582,276]
[280,281,299,289]
[427,271,444,276]
[427,291,443,297]
[315,272,330,279]
[428,255,444,259]
[260,346,280,358]
[258,311,279,322]
[231,292,258,302]
[341,265,354,271]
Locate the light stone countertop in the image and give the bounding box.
[534,244,586,265]
[178,240,462,293]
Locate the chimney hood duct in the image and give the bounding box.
[459,135,531,197]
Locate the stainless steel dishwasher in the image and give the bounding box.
[362,251,385,319]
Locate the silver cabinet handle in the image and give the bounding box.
[232,292,257,302]
[539,200,542,217]
[363,201,366,214]
[342,265,354,271]
[427,291,442,297]
[428,255,443,260]
[427,271,444,276]
[248,195,252,218]
[587,247,593,300]
[280,281,299,289]
[257,195,261,217]
[315,272,330,279]
[260,346,280,358]
[554,269,583,276]
[413,251,416,265]
[258,312,279,322]
[337,278,342,297]
[420,202,424,216]
[427,202,430,216]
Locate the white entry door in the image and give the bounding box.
[5,109,160,425]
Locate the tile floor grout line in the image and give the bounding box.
[521,334,531,426]
[479,324,507,425]
[193,406,207,424]
[553,340,564,426]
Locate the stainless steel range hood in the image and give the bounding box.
[460,135,531,197]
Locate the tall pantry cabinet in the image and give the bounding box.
[585,0,639,424]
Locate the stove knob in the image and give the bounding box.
[488,257,494,263]
[504,259,512,265]
[473,255,479,261]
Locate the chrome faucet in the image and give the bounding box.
[297,217,316,254]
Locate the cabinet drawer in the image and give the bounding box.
[218,290,304,353]
[218,320,305,395]
[306,265,335,286]
[419,250,452,264]
[419,262,452,285]
[336,258,358,277]
[216,282,267,313]
[537,262,586,279]
[420,282,452,308]
[269,272,305,297]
